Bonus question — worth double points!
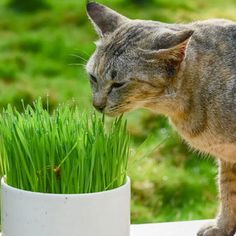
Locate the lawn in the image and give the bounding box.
[0,0,236,223]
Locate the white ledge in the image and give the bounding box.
[131,220,213,236]
[0,220,213,236]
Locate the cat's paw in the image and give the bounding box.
[197,223,231,236]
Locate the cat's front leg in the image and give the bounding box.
[197,160,236,236]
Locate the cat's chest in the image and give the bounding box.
[185,134,236,162]
[171,121,236,162]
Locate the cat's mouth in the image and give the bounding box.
[93,104,121,117]
[93,101,135,117]
[103,104,133,117]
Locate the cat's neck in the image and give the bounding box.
[168,60,209,138]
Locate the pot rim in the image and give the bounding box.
[1,176,130,197]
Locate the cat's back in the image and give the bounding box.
[192,18,235,27]
[189,19,236,53]
[191,18,236,33]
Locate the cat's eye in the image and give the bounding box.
[109,82,126,94]
[89,74,97,83]
[112,82,125,89]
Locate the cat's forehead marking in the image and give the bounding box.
[103,25,149,55]
[94,25,150,80]
[97,54,106,77]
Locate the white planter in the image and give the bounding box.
[1,177,130,236]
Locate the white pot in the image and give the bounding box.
[1,177,130,236]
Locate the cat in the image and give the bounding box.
[86,2,236,236]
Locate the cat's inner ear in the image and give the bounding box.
[151,30,194,75]
[86,2,128,37]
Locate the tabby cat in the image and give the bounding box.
[86,3,236,236]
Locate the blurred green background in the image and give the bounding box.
[1,0,235,224]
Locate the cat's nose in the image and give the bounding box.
[93,101,106,112]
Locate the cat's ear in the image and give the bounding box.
[86,2,128,37]
[152,30,194,76]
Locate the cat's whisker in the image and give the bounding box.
[68,63,86,67]
[73,49,90,57]
[109,103,130,112]
[69,54,88,62]
[109,105,123,111]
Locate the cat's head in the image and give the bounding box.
[86,2,193,116]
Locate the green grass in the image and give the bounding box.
[0,0,234,223]
[0,99,130,193]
